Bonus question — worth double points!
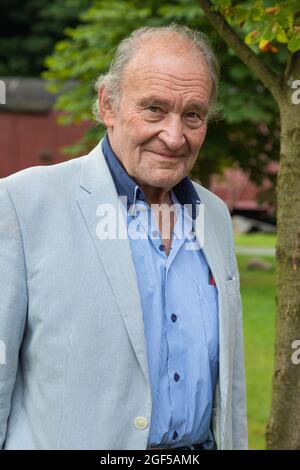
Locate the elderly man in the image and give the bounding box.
[0,24,247,450]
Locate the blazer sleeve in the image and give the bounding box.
[227,210,248,450]
[0,180,28,448]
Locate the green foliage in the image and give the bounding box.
[211,0,300,53]
[0,0,90,76]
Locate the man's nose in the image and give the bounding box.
[158,114,186,151]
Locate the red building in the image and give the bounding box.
[0,78,92,177]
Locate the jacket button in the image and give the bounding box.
[134,416,148,430]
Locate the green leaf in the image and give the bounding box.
[250,3,264,21]
[245,30,261,45]
[288,35,300,52]
[276,26,288,43]
[260,22,276,42]
[234,6,250,24]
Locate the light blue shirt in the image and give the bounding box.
[102,134,219,449]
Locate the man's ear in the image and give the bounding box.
[98,87,116,127]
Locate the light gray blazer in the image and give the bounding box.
[0,140,247,450]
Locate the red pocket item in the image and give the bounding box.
[208,269,216,286]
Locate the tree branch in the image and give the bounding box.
[197,0,283,103]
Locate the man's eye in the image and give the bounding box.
[186,112,201,120]
[148,106,162,113]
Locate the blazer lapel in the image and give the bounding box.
[76,141,150,384]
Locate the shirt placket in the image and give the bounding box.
[158,204,192,445]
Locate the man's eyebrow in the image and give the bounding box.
[138,96,171,108]
[138,96,208,115]
[186,101,208,115]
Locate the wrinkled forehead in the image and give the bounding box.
[121,39,212,100]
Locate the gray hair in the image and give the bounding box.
[93,23,219,124]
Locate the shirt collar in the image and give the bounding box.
[101,133,201,218]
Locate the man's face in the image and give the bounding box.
[101,39,212,192]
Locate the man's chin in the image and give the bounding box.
[143,176,183,190]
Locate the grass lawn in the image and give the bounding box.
[235,233,276,248]
[236,250,276,450]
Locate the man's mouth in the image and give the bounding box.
[145,150,183,160]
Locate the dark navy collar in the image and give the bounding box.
[101,133,200,218]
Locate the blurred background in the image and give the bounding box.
[0,0,279,449]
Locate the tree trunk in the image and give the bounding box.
[266,90,300,449]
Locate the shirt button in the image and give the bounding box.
[173,430,178,440]
[159,244,165,251]
[135,210,140,217]
[134,416,148,430]
[171,313,177,323]
[174,372,180,382]
[152,230,159,238]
